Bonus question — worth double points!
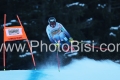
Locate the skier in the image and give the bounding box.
[46,17,74,52]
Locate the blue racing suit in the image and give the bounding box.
[46,22,72,48]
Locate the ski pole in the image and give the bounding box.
[56,40,60,72]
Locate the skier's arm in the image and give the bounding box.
[59,23,71,39]
[46,27,55,43]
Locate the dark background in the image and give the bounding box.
[0,0,120,70]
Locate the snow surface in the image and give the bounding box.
[0,57,120,80]
[86,18,93,22]
[10,20,17,22]
[19,51,37,58]
[110,27,119,30]
[24,23,27,25]
[109,32,116,37]
[97,4,106,8]
[66,2,85,7]
[2,23,12,27]
[83,40,91,43]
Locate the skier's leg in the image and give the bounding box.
[59,32,76,52]
[52,34,63,49]
[59,32,68,41]
[53,34,60,42]
[59,32,71,51]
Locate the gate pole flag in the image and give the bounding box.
[3,14,36,70]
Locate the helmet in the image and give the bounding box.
[48,17,56,27]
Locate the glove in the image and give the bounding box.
[54,43,60,47]
[69,37,74,42]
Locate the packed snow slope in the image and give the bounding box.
[0,57,120,80]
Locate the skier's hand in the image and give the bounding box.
[54,43,60,47]
[69,37,74,42]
